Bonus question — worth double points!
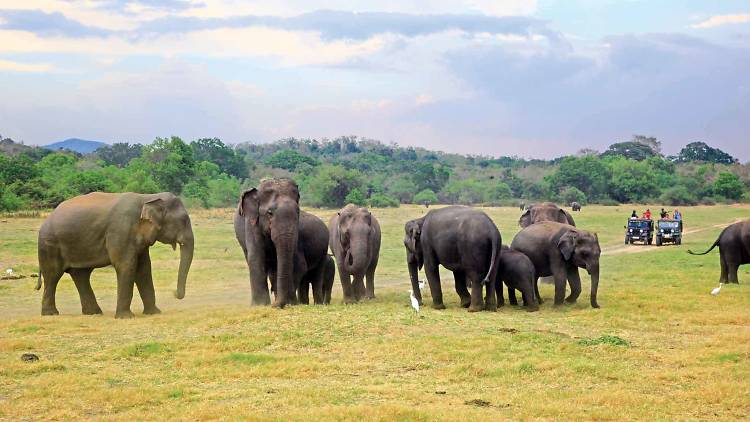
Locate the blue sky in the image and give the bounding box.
[0,0,748,160]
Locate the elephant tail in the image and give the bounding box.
[482,234,499,285]
[35,271,42,290]
[687,228,725,256]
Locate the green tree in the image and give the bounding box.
[547,156,610,200]
[345,188,367,206]
[265,149,319,172]
[608,158,658,203]
[412,162,450,192]
[191,138,248,178]
[143,137,195,194]
[713,172,744,199]
[368,193,399,208]
[387,177,417,203]
[413,189,437,204]
[559,186,587,204]
[95,143,143,167]
[676,142,737,164]
[305,165,364,208]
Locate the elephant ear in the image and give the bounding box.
[560,208,576,226]
[557,230,578,261]
[519,209,532,228]
[139,198,165,245]
[238,188,259,226]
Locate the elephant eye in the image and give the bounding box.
[266,209,273,216]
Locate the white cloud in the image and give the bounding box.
[691,14,750,29]
[0,59,53,72]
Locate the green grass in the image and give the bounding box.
[1,204,749,420]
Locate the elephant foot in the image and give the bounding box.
[468,303,484,312]
[143,306,162,315]
[537,297,544,305]
[460,298,471,308]
[365,294,375,300]
[271,301,287,309]
[82,306,103,315]
[41,308,59,316]
[565,296,578,304]
[431,303,446,310]
[115,309,135,319]
[343,296,358,305]
[526,304,540,312]
[484,303,498,312]
[590,300,600,309]
[509,298,518,306]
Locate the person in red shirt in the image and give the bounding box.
[643,209,652,219]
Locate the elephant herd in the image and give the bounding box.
[34,178,607,318]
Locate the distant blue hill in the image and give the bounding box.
[43,138,107,154]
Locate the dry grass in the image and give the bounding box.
[1,204,749,421]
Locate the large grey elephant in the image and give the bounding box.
[234,179,329,308]
[36,192,194,318]
[511,221,601,308]
[329,204,381,303]
[496,246,539,311]
[404,206,501,312]
[688,219,750,284]
[519,202,576,228]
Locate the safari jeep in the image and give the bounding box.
[656,219,682,246]
[625,218,653,245]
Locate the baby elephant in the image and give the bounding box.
[329,204,381,303]
[496,246,539,312]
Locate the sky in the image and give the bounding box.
[0,0,749,160]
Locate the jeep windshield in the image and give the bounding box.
[628,221,650,229]
[659,221,680,229]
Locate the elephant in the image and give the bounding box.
[519,202,576,228]
[329,204,381,303]
[35,192,194,318]
[497,246,539,312]
[519,202,526,211]
[688,219,750,284]
[322,255,335,304]
[404,206,501,312]
[571,202,582,212]
[511,221,601,308]
[234,179,329,308]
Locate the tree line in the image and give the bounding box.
[0,134,747,212]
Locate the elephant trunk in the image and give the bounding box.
[272,229,298,308]
[590,263,600,308]
[175,231,193,299]
[344,240,369,275]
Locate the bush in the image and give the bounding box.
[368,193,399,208]
[713,172,744,200]
[344,188,367,206]
[0,188,26,211]
[413,189,438,205]
[660,186,697,206]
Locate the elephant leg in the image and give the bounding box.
[308,264,325,305]
[424,259,445,310]
[135,252,160,315]
[494,279,504,307]
[70,268,102,315]
[483,277,497,312]
[453,271,471,308]
[113,260,137,319]
[719,255,728,284]
[565,266,582,304]
[338,269,356,304]
[298,278,310,304]
[365,266,376,300]
[553,271,568,306]
[727,262,740,284]
[41,266,64,316]
[468,276,484,312]
[507,284,518,306]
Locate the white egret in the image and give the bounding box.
[5,268,12,275]
[408,290,420,314]
[711,283,723,296]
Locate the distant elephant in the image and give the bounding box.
[571,202,582,212]
[519,202,576,228]
[329,204,381,303]
[404,206,500,312]
[688,219,750,284]
[497,246,539,312]
[234,179,329,308]
[36,192,194,318]
[519,202,526,211]
[511,221,601,308]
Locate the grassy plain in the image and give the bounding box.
[0,204,749,421]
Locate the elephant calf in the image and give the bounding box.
[497,246,539,312]
[404,206,501,312]
[511,221,601,308]
[36,192,194,318]
[329,204,381,303]
[688,218,750,284]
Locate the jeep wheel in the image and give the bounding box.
[656,237,662,246]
